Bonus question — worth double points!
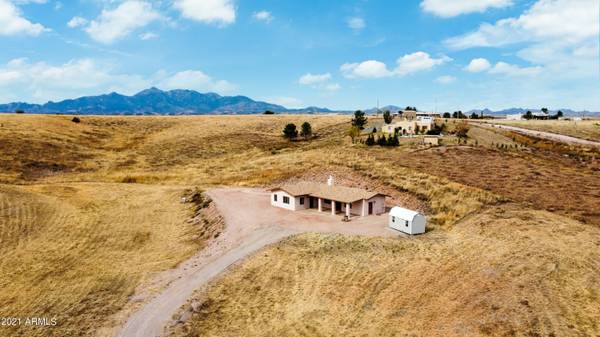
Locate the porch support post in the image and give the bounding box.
[346,203,351,217]
[361,199,366,217]
[331,200,336,215]
[318,198,322,212]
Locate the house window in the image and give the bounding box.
[405,220,409,227]
[273,194,277,202]
[300,197,304,205]
[392,216,395,223]
[283,196,290,204]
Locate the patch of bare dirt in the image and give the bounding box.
[391,146,600,226]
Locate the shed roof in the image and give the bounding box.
[270,181,384,204]
[389,206,423,221]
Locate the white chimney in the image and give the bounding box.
[327,175,334,186]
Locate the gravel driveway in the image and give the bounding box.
[117,188,396,337]
[480,123,600,147]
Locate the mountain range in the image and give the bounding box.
[0,88,331,115]
[0,88,597,116]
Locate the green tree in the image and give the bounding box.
[351,110,368,129]
[443,112,451,118]
[347,126,360,143]
[470,112,479,119]
[556,110,563,118]
[541,107,548,114]
[365,134,375,146]
[282,123,298,140]
[377,135,387,146]
[383,110,393,124]
[15,109,24,114]
[300,121,312,139]
[523,111,533,120]
[263,110,275,115]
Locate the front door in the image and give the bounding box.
[368,202,373,215]
[335,202,342,212]
[309,197,315,208]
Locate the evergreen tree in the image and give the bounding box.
[300,121,312,139]
[383,110,393,124]
[282,123,298,140]
[351,110,368,129]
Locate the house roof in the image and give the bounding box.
[389,206,424,221]
[270,181,385,204]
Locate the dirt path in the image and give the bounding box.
[117,188,396,337]
[479,122,600,147]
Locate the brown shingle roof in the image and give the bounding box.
[270,182,384,204]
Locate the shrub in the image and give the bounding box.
[365,134,375,146]
[300,122,312,139]
[71,117,81,123]
[282,123,298,140]
[15,109,25,114]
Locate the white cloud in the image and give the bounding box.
[174,0,235,26]
[67,16,87,28]
[421,0,512,17]
[341,60,391,78]
[85,1,161,44]
[347,17,365,30]
[0,0,47,36]
[465,58,491,72]
[157,70,236,93]
[269,96,302,108]
[252,10,272,22]
[298,73,331,85]
[324,83,341,92]
[341,52,450,79]
[0,58,235,103]
[395,52,451,76]
[139,32,158,40]
[435,75,456,84]
[13,0,47,4]
[445,0,597,49]
[488,62,542,76]
[0,58,149,102]
[445,0,598,80]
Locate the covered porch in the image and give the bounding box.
[306,196,373,217]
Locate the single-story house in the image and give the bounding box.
[389,206,426,235]
[270,176,386,217]
[381,117,434,135]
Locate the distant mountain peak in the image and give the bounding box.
[0,88,332,115]
[135,87,164,96]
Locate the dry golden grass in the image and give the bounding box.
[170,205,600,337]
[0,114,598,336]
[0,183,207,337]
[491,119,600,142]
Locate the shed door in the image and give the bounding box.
[368,202,373,215]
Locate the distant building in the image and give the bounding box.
[423,135,440,146]
[381,116,434,135]
[506,113,523,120]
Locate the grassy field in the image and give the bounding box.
[0,114,598,336]
[170,205,600,337]
[489,119,600,142]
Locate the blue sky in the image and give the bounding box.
[0,0,598,111]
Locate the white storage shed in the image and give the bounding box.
[389,207,426,235]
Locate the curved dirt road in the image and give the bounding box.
[117,188,395,337]
[480,123,600,147]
